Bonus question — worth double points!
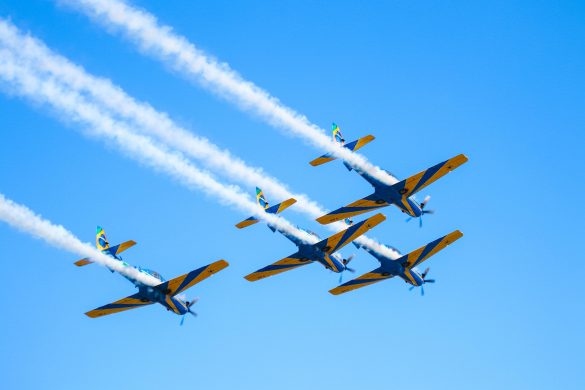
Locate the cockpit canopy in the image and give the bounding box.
[141,268,165,282]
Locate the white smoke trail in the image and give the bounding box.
[0,193,161,286]
[61,0,399,186]
[0,49,316,245]
[0,19,400,259]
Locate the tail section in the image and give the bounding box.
[310,123,375,170]
[96,226,109,251]
[74,226,136,266]
[235,188,296,230]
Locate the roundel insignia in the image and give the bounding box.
[399,188,408,195]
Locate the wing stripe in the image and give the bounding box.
[329,269,394,295]
[409,161,447,195]
[401,230,464,269]
[316,194,387,225]
[85,293,153,318]
[316,213,386,254]
[244,254,311,281]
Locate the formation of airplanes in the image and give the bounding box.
[77,123,467,321]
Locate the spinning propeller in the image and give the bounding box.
[408,267,436,296]
[406,195,434,227]
[339,255,356,284]
[180,298,199,326]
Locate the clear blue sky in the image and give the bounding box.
[0,1,583,389]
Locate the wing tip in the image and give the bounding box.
[450,230,464,241]
[244,274,259,282]
[214,259,230,269]
[316,215,333,225]
[328,287,345,295]
[366,213,387,226]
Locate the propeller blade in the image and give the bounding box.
[339,273,343,284]
[189,311,198,317]
[180,315,186,326]
[421,286,425,296]
[422,267,430,279]
[423,210,435,215]
[419,217,423,228]
[409,286,415,291]
[421,195,431,207]
[406,217,413,223]
[424,279,435,283]
[347,267,356,273]
[343,254,355,265]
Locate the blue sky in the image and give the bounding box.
[0,1,583,389]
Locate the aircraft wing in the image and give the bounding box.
[391,154,468,199]
[85,292,153,318]
[399,230,463,269]
[316,193,388,225]
[329,267,395,295]
[244,252,311,281]
[155,259,229,296]
[314,213,386,254]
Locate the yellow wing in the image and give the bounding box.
[329,268,395,295]
[401,230,463,269]
[85,293,153,318]
[315,213,386,254]
[316,194,388,225]
[393,154,468,199]
[156,260,229,296]
[244,253,311,282]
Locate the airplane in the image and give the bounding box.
[74,226,228,323]
[236,188,386,282]
[313,152,468,226]
[330,230,463,295]
[310,123,375,171]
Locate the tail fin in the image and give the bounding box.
[96,226,109,251]
[310,123,375,169]
[235,188,296,230]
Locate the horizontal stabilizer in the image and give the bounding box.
[309,135,375,167]
[235,198,297,229]
[74,258,93,267]
[106,240,136,256]
[235,216,260,229]
[154,259,229,296]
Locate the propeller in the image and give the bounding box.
[408,268,436,296]
[405,195,435,227]
[180,298,199,326]
[339,255,356,283]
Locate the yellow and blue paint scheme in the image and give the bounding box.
[316,154,468,225]
[76,226,229,318]
[329,230,463,295]
[310,123,375,170]
[236,187,297,231]
[238,188,386,282]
